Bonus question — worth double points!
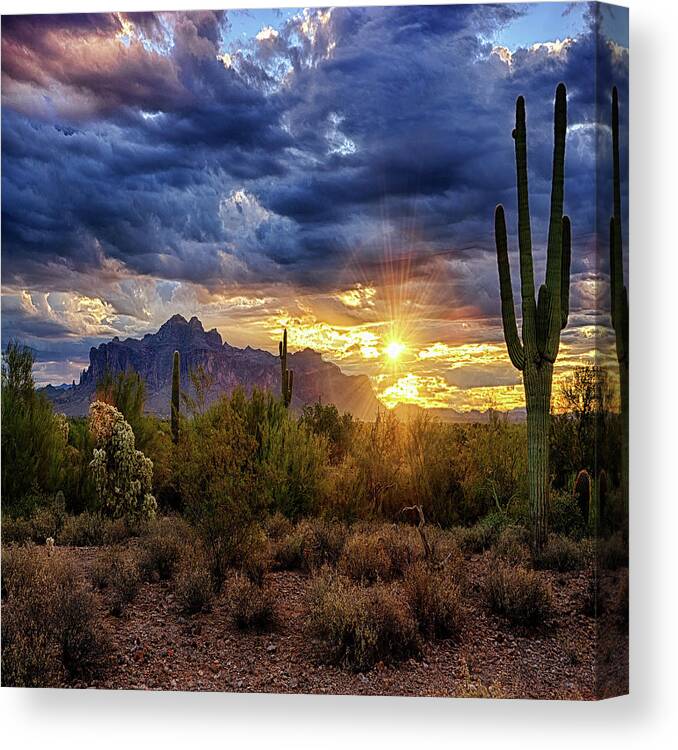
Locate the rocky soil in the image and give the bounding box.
[64,547,628,700]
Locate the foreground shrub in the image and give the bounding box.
[138,516,191,581]
[339,525,418,582]
[457,521,498,554]
[549,489,587,540]
[305,572,420,671]
[229,574,275,630]
[91,546,140,616]
[264,511,293,542]
[484,564,552,626]
[1,515,33,545]
[1,545,107,687]
[274,518,347,572]
[494,525,531,566]
[534,534,585,572]
[403,562,464,639]
[57,512,129,547]
[174,546,213,614]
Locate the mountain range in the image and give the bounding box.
[40,314,526,423]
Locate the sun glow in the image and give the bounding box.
[384,340,406,361]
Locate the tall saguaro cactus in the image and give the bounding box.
[279,328,294,408]
[171,350,180,444]
[494,83,571,552]
[609,86,628,507]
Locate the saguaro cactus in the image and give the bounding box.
[609,87,629,507]
[171,350,180,444]
[279,329,294,407]
[494,83,571,552]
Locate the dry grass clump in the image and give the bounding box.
[534,534,585,572]
[1,545,107,687]
[484,564,552,626]
[274,518,347,572]
[493,525,531,566]
[264,511,293,542]
[91,546,141,616]
[57,512,128,547]
[229,574,276,630]
[174,545,213,614]
[138,516,191,581]
[457,522,498,554]
[339,525,419,583]
[305,571,420,671]
[403,561,464,638]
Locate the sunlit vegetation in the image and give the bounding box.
[1,344,627,691]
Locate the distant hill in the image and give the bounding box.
[41,314,382,420]
[392,401,526,424]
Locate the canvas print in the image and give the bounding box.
[0,3,628,699]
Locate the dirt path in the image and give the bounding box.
[60,547,629,699]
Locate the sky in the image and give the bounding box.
[1,2,629,411]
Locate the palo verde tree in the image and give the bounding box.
[279,328,294,408]
[494,83,571,552]
[171,350,180,444]
[609,86,629,507]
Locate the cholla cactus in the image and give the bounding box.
[88,400,156,522]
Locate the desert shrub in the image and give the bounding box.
[299,401,354,463]
[402,414,465,526]
[534,534,585,572]
[458,523,495,554]
[138,516,191,581]
[339,531,391,582]
[549,489,587,540]
[306,572,420,671]
[57,512,130,547]
[339,524,420,583]
[1,545,107,686]
[274,518,347,572]
[599,531,628,570]
[175,395,268,589]
[229,574,276,630]
[88,401,157,523]
[264,511,293,542]
[494,525,531,566]
[403,562,464,639]
[174,545,213,614]
[1,342,69,515]
[1,515,33,545]
[91,546,141,615]
[237,525,272,585]
[484,564,553,625]
[456,661,505,699]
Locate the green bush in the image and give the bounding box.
[175,395,268,589]
[484,564,553,625]
[403,561,464,639]
[1,342,68,515]
[1,545,107,686]
[229,574,276,630]
[549,490,587,540]
[534,534,585,572]
[1,516,33,545]
[305,572,420,671]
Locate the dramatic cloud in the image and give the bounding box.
[1,4,629,405]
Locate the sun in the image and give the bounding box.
[384,340,406,361]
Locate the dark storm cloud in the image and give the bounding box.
[2,3,628,341]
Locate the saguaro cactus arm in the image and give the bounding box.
[513,95,538,358]
[560,215,572,330]
[494,205,525,371]
[279,328,294,407]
